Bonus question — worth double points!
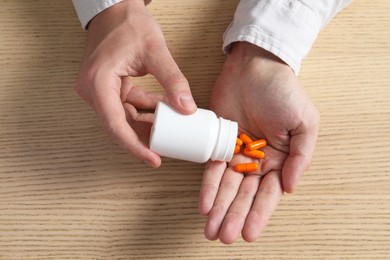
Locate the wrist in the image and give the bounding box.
[85,0,149,55]
[227,42,291,73]
[88,0,146,30]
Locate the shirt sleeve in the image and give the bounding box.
[223,0,353,74]
[72,0,152,30]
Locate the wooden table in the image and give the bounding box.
[1,0,389,259]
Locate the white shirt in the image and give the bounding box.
[72,0,352,74]
[71,0,151,29]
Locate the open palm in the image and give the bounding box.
[199,42,320,244]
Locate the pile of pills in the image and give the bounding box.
[233,133,267,174]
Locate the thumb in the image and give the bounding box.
[282,115,319,193]
[146,47,197,114]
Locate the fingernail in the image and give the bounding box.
[179,95,196,111]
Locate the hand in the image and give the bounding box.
[199,42,320,243]
[74,0,197,167]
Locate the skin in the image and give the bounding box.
[74,1,320,244]
[198,42,320,244]
[74,0,197,168]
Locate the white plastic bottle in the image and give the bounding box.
[149,102,238,163]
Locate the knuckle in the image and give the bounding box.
[226,210,246,222]
[200,183,218,194]
[211,203,226,216]
[144,39,164,54]
[219,180,237,193]
[236,189,256,202]
[74,66,98,101]
[257,184,277,198]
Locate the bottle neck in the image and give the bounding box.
[210,117,238,162]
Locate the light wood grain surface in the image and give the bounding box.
[1,0,389,259]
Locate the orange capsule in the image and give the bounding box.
[247,139,267,151]
[234,162,259,173]
[244,149,265,159]
[236,137,243,146]
[239,133,253,144]
[234,144,241,154]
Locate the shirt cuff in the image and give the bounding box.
[223,0,352,74]
[72,0,152,30]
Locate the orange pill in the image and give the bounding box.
[239,133,253,144]
[236,137,243,146]
[244,149,265,159]
[247,139,267,151]
[234,144,241,154]
[234,162,259,173]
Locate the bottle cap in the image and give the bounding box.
[210,117,238,162]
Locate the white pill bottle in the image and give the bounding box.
[149,102,238,163]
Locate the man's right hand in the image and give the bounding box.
[74,0,197,167]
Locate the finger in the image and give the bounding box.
[216,147,286,242]
[198,161,226,216]
[121,78,164,110]
[204,168,244,241]
[92,76,161,168]
[123,103,155,124]
[282,114,320,193]
[242,170,283,242]
[218,174,262,244]
[123,103,154,145]
[146,46,197,114]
